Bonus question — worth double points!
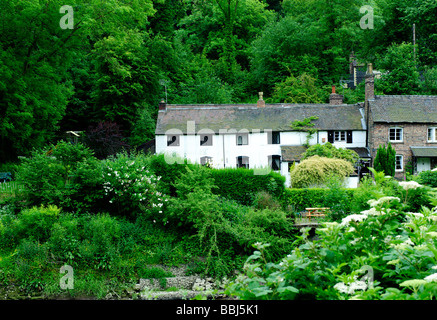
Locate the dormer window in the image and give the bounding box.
[200,134,213,146]
[267,131,280,144]
[167,134,180,146]
[236,133,248,145]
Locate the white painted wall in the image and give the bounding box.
[156,130,366,188]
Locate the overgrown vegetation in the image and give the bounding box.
[0,142,295,298]
[226,175,437,300]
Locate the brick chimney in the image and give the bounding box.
[257,92,265,108]
[365,63,375,101]
[158,99,166,111]
[329,85,344,105]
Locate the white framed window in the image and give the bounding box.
[236,133,248,146]
[236,156,249,168]
[267,131,280,144]
[334,131,346,142]
[395,155,403,172]
[167,134,180,146]
[428,127,437,142]
[268,155,281,171]
[200,134,213,146]
[389,127,403,142]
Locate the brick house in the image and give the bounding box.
[363,63,437,178]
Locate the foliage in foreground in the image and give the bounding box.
[226,179,437,300]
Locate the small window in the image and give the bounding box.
[334,131,346,142]
[267,131,280,144]
[395,155,403,172]
[200,134,213,146]
[167,135,180,146]
[236,133,248,145]
[200,156,213,167]
[428,127,437,142]
[389,127,403,142]
[236,156,249,168]
[268,155,281,171]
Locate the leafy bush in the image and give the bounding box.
[16,205,60,242]
[102,152,167,217]
[290,156,355,188]
[145,153,194,197]
[418,170,437,187]
[226,180,437,300]
[285,187,355,213]
[209,167,285,206]
[301,142,359,164]
[16,141,105,211]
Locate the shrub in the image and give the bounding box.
[285,188,355,213]
[209,168,285,206]
[146,153,200,196]
[226,190,437,300]
[102,152,167,217]
[373,143,396,176]
[16,205,60,242]
[290,156,355,188]
[417,170,437,187]
[16,141,105,211]
[301,142,359,164]
[252,191,282,210]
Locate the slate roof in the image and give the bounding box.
[411,147,437,158]
[155,104,365,134]
[281,146,308,162]
[370,95,437,123]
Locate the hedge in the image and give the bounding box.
[147,155,286,205]
[284,188,355,213]
[209,168,286,206]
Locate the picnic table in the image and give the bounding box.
[304,207,330,221]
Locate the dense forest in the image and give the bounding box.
[1,0,437,162]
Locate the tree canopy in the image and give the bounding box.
[1,0,436,162]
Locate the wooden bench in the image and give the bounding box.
[304,207,330,221]
[0,172,12,182]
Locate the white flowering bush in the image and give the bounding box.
[102,153,167,217]
[226,178,437,300]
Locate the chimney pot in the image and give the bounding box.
[257,92,265,108]
[159,99,166,111]
[329,86,343,105]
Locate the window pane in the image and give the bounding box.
[395,155,403,170]
[390,128,402,141]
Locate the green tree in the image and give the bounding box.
[377,42,420,95]
[373,143,396,176]
[271,73,328,103]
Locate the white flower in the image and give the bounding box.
[399,180,422,190]
[340,214,367,226]
[424,273,437,282]
[368,196,400,207]
[334,282,349,294]
[431,265,437,270]
[361,207,380,216]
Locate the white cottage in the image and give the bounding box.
[155,91,370,187]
